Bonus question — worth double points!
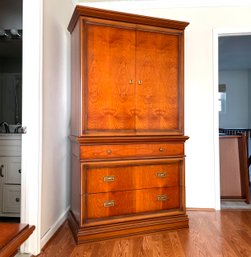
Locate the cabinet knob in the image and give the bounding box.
[138,80,143,85]
[129,79,134,84]
[15,197,20,202]
[106,149,112,155]
[0,165,4,177]
[159,147,166,152]
[18,169,21,174]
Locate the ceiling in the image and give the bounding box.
[219,35,251,70]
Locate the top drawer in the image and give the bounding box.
[0,135,21,157]
[80,143,184,160]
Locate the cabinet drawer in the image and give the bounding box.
[80,143,183,160]
[86,187,180,219]
[86,161,181,193]
[2,185,21,213]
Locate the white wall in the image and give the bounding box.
[219,70,249,128]
[41,0,73,248]
[77,2,251,209]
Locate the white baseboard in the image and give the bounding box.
[40,206,70,249]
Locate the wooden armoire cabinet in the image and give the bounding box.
[68,6,189,244]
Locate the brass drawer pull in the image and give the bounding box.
[159,147,166,152]
[156,172,167,178]
[103,175,115,182]
[106,149,113,155]
[157,195,168,201]
[104,200,115,208]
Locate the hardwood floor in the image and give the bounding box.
[36,210,251,257]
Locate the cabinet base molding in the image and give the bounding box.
[68,211,189,244]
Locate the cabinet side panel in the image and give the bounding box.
[71,20,82,136]
[71,149,81,225]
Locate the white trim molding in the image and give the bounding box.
[213,27,251,211]
[40,206,70,249]
[21,0,43,255]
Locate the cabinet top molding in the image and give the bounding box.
[68,5,189,33]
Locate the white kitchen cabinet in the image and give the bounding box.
[0,135,21,217]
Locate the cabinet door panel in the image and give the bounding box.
[5,157,21,184]
[2,184,20,213]
[86,24,135,132]
[136,31,180,132]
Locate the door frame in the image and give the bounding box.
[213,27,251,211]
[21,0,43,255]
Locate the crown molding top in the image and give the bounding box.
[75,0,251,10]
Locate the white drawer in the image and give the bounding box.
[2,184,21,213]
[0,135,21,156]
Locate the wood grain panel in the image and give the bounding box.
[136,31,180,131]
[86,24,135,131]
[86,187,180,219]
[86,161,181,193]
[80,142,184,160]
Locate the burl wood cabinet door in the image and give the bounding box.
[86,24,182,134]
[86,24,135,132]
[136,31,180,132]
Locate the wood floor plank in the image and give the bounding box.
[35,211,251,257]
[217,212,251,257]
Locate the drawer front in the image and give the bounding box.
[81,143,183,160]
[86,161,181,193]
[2,185,21,213]
[86,187,180,219]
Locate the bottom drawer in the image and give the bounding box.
[86,187,180,219]
[2,185,21,213]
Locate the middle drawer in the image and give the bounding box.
[84,160,183,194]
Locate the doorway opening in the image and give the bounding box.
[216,32,251,210]
[0,0,23,222]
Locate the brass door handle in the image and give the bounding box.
[103,200,115,207]
[0,165,4,177]
[157,195,168,201]
[103,175,115,182]
[156,172,167,178]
